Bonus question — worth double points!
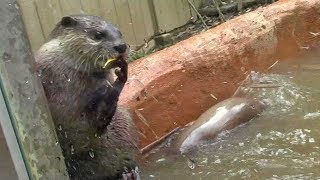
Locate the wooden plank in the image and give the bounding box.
[128,0,149,46]
[139,0,157,38]
[191,0,203,19]
[80,0,101,16]
[16,0,45,51]
[34,0,63,39]
[193,0,202,9]
[153,0,180,33]
[59,0,83,15]
[99,0,119,27]
[114,0,137,48]
[175,0,192,25]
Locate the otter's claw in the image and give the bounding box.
[121,167,140,180]
[115,58,128,83]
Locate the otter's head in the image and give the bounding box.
[249,98,267,115]
[48,15,128,72]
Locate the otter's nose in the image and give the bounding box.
[113,44,127,53]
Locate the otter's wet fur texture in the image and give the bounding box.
[35,15,139,179]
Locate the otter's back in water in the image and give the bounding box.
[177,97,265,154]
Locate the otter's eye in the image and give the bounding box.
[93,31,106,40]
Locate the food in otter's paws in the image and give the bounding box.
[103,58,117,69]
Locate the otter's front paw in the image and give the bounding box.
[121,166,140,180]
[115,58,128,83]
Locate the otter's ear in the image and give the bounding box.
[61,16,78,27]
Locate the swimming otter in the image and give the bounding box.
[35,15,139,179]
[176,97,265,154]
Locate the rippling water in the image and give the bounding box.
[140,53,320,179]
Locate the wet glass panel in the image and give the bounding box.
[0,0,68,179]
[0,127,18,180]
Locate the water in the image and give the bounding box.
[140,53,320,179]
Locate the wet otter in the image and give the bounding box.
[176,97,265,154]
[35,15,139,179]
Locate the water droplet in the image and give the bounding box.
[67,78,71,82]
[134,166,139,173]
[27,97,31,100]
[55,141,59,146]
[304,129,311,133]
[156,158,165,163]
[214,159,221,164]
[58,124,62,131]
[187,159,195,169]
[123,166,129,173]
[70,145,74,154]
[94,133,101,138]
[309,138,315,143]
[256,133,262,139]
[25,81,29,84]
[3,52,11,62]
[200,158,208,164]
[50,81,53,84]
[89,150,95,158]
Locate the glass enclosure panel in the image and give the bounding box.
[0,127,19,180]
[0,0,68,179]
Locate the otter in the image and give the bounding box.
[35,15,139,179]
[175,97,265,154]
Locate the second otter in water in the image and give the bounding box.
[35,15,139,179]
[176,97,265,154]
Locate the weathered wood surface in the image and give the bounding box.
[17,0,201,51]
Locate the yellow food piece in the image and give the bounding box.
[103,58,116,69]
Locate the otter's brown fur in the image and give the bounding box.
[35,15,139,179]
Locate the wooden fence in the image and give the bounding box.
[17,0,202,51]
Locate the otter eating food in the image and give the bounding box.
[35,15,139,179]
